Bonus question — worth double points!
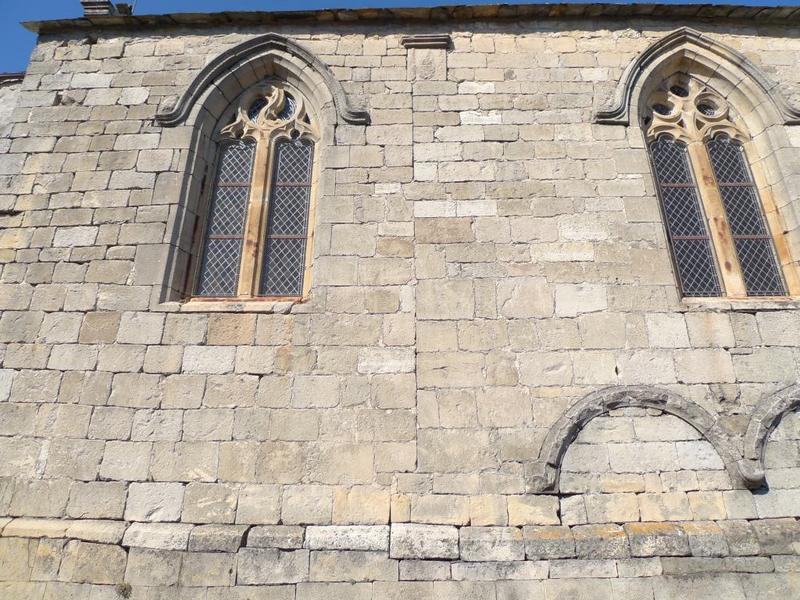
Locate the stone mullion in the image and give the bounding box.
[686,141,748,297]
[237,131,272,297]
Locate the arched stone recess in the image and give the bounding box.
[526,386,750,494]
[155,33,370,127]
[594,27,800,127]
[742,383,800,488]
[153,33,369,302]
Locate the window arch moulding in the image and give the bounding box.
[153,33,369,311]
[594,27,800,303]
[642,74,800,299]
[594,27,800,127]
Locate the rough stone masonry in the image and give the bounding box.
[1,1,800,598]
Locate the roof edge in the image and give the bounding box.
[22,3,800,35]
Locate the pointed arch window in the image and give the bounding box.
[643,74,797,298]
[194,85,318,299]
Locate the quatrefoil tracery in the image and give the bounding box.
[645,74,747,144]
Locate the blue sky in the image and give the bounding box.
[0,0,796,73]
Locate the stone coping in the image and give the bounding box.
[22,3,800,34]
[2,518,798,561]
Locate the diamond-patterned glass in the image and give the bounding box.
[673,239,722,297]
[706,136,786,296]
[734,239,786,296]
[260,138,314,297]
[651,137,692,184]
[196,140,255,297]
[650,137,722,297]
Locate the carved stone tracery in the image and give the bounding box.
[644,74,746,144]
[220,84,318,144]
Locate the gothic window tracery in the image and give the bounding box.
[195,84,318,299]
[643,74,789,298]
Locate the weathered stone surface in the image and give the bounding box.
[625,523,690,557]
[309,550,398,582]
[122,522,194,550]
[58,540,126,584]
[523,526,576,560]
[390,524,459,559]
[237,548,310,584]
[459,527,524,562]
[306,526,390,551]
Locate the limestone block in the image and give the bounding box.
[297,582,373,600]
[282,485,333,525]
[150,441,217,482]
[124,548,181,586]
[188,524,248,552]
[555,283,607,317]
[58,540,126,584]
[182,482,237,524]
[131,409,183,442]
[469,495,508,527]
[507,496,560,526]
[310,550,398,582]
[183,346,236,374]
[417,352,485,388]
[497,277,554,318]
[584,493,640,523]
[682,521,729,557]
[753,489,800,519]
[7,479,70,518]
[357,348,415,374]
[248,525,306,549]
[523,526,576,559]
[162,375,205,409]
[236,485,281,525]
[459,527,524,562]
[207,314,256,346]
[451,560,549,581]
[122,522,193,550]
[417,280,475,320]
[2,518,71,538]
[237,548,310,584]
[638,492,692,521]
[99,441,150,481]
[390,524,459,560]
[398,559,452,581]
[180,551,236,587]
[0,538,35,581]
[66,481,126,519]
[116,312,164,345]
[518,352,573,386]
[572,524,629,559]
[417,429,496,473]
[124,482,185,522]
[717,520,760,557]
[65,520,126,545]
[751,518,800,554]
[625,522,690,557]
[333,486,391,525]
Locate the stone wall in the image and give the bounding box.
[2,12,800,597]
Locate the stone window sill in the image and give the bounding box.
[162,297,303,314]
[680,297,800,312]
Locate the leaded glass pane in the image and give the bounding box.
[650,137,722,297]
[706,136,786,296]
[260,138,314,297]
[196,140,255,297]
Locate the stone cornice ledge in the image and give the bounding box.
[23,3,800,34]
[401,34,452,49]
